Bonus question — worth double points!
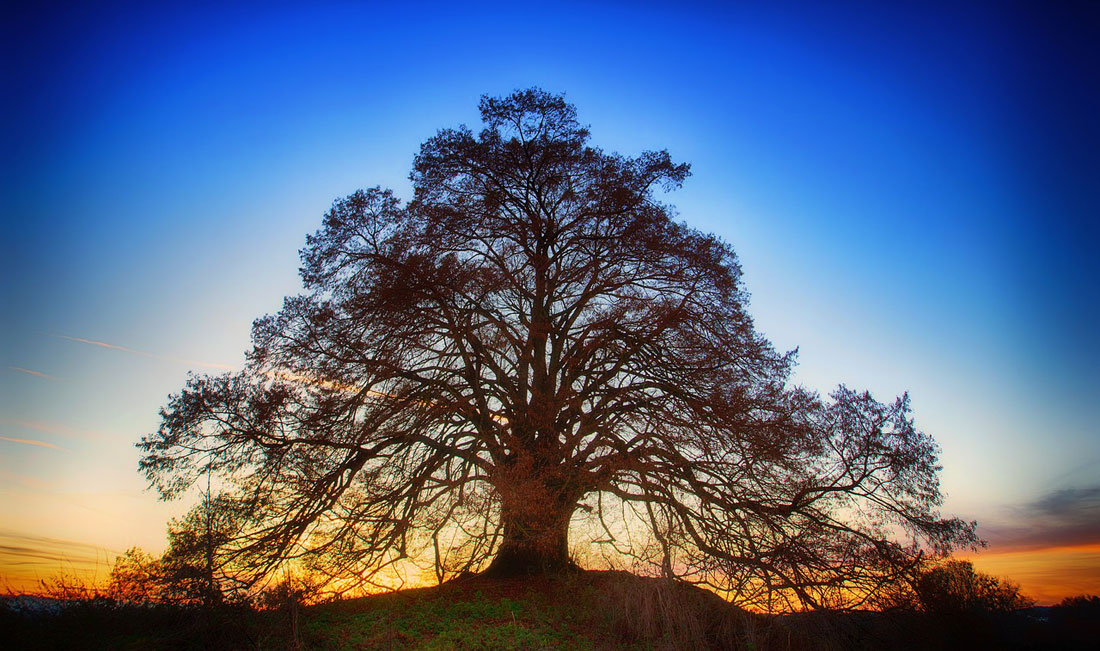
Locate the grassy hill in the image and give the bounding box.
[2,570,762,650]
[295,571,759,649]
[3,570,1096,649]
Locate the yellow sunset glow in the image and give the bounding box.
[964,544,1100,605]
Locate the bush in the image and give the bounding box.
[913,560,1034,615]
[1049,594,1100,646]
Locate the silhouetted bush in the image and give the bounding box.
[106,547,166,604]
[913,559,1034,614]
[1048,594,1100,648]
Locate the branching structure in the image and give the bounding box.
[140,89,977,609]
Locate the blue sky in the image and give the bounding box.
[2,1,1097,600]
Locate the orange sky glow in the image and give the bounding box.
[963,543,1100,606]
[2,529,1096,606]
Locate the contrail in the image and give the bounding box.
[54,334,235,370]
[0,436,61,450]
[9,367,58,381]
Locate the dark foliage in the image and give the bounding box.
[1048,595,1100,647]
[0,597,258,650]
[912,559,1033,614]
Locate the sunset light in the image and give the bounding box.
[2,1,1096,647]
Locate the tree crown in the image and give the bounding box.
[140,88,978,609]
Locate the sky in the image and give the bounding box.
[2,1,1097,604]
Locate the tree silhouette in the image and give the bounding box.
[155,493,251,606]
[911,560,1033,614]
[105,496,252,607]
[140,88,977,609]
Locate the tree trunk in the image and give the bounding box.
[484,481,576,576]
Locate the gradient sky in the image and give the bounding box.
[2,1,1097,603]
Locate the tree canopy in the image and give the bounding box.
[140,88,977,610]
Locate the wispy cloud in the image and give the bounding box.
[9,367,58,381]
[54,334,234,371]
[0,531,117,560]
[0,436,62,450]
[981,483,1100,551]
[0,530,120,593]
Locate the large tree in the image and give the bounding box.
[140,89,977,609]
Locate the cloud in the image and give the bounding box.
[0,531,119,592]
[1032,485,1100,515]
[981,483,1100,551]
[54,334,234,371]
[8,367,58,381]
[0,531,115,559]
[0,436,62,450]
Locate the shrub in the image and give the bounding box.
[913,560,1034,614]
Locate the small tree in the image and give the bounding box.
[107,547,165,605]
[156,494,252,606]
[909,560,1034,614]
[140,88,977,609]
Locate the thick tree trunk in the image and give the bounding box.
[484,481,577,576]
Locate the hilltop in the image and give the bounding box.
[3,570,1096,649]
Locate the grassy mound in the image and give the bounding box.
[298,570,761,650]
[1,571,764,650]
